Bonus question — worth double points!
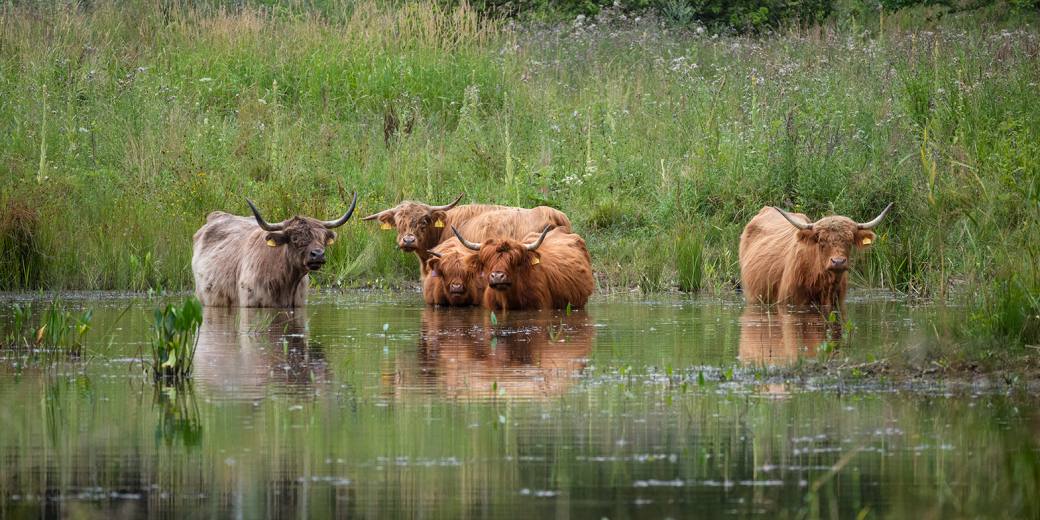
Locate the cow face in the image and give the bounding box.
[245,194,357,273]
[425,249,480,305]
[468,240,538,290]
[265,218,337,272]
[796,217,876,273]
[773,204,891,274]
[377,204,448,252]
[454,226,551,292]
[362,195,464,253]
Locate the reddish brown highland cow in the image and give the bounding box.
[739,203,892,316]
[452,225,594,311]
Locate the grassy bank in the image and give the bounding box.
[0,2,1037,345]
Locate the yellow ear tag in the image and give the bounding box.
[327,238,335,246]
[531,257,540,265]
[380,222,392,230]
[434,219,445,228]
[862,237,873,245]
[266,239,278,247]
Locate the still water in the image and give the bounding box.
[0,293,1037,518]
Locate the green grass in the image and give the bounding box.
[149,297,204,382]
[0,1,1037,346]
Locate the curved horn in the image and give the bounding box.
[430,193,464,212]
[772,206,813,230]
[427,250,443,258]
[524,225,552,251]
[322,192,358,229]
[245,198,285,232]
[361,208,390,221]
[451,225,482,251]
[857,202,894,230]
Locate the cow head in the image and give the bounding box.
[773,203,893,273]
[453,225,552,291]
[425,243,480,305]
[245,193,358,272]
[361,194,464,252]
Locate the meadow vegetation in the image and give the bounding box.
[0,1,1037,347]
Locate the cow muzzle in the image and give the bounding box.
[307,249,326,271]
[448,282,466,294]
[488,271,510,289]
[828,257,848,271]
[399,234,418,251]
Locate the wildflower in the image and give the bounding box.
[199,77,213,82]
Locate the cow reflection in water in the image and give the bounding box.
[738,306,842,366]
[194,307,327,399]
[393,308,594,399]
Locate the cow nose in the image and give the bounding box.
[449,282,464,293]
[310,249,325,261]
[401,235,417,246]
[489,271,508,285]
[830,257,847,269]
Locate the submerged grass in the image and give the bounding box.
[0,1,1037,348]
[1,298,93,356]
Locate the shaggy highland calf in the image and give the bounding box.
[422,207,575,306]
[738,203,893,316]
[191,194,357,307]
[452,225,594,311]
[362,195,572,276]
[423,238,485,306]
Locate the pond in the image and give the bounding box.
[0,293,1037,518]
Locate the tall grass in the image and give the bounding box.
[0,2,1037,345]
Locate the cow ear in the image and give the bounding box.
[796,229,816,243]
[326,231,337,245]
[465,252,482,271]
[431,210,447,228]
[529,251,541,266]
[265,232,289,247]
[855,230,876,249]
[378,212,395,230]
[426,257,440,273]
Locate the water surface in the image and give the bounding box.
[0,293,1037,518]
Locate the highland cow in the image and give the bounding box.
[738,203,893,316]
[191,194,357,308]
[453,225,594,311]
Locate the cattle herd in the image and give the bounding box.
[191,193,892,316]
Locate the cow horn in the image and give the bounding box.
[245,198,285,232]
[525,225,552,251]
[857,202,894,229]
[772,207,813,230]
[427,250,443,258]
[322,192,358,229]
[451,225,482,251]
[430,193,464,212]
[360,207,390,221]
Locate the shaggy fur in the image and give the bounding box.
[192,212,336,307]
[739,206,876,315]
[369,200,572,275]
[422,207,573,306]
[423,238,484,306]
[467,229,594,311]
